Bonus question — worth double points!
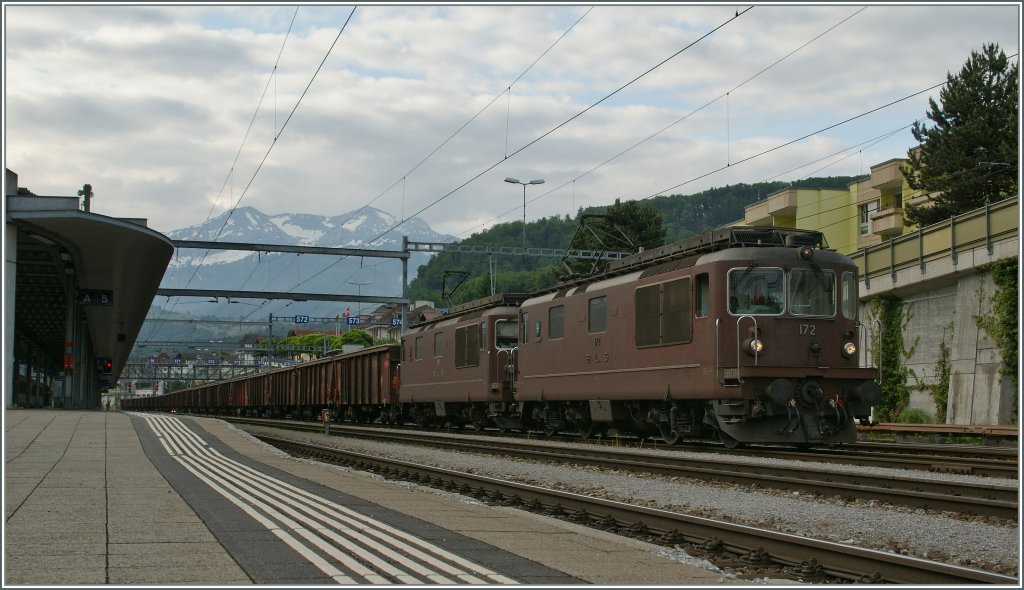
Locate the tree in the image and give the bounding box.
[564,198,666,276]
[903,43,1019,227]
[340,328,373,348]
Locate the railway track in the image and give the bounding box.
[216,414,1019,478]
[691,441,1018,479]
[254,433,1018,585]
[218,416,1018,520]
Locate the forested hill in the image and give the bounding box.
[408,175,862,306]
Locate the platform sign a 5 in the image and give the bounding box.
[77,289,113,306]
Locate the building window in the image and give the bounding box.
[859,200,878,235]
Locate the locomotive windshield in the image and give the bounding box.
[495,319,518,349]
[728,267,784,315]
[789,267,836,316]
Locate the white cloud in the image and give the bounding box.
[5,2,1020,240]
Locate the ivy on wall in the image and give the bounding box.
[868,294,918,422]
[973,257,1019,387]
[927,329,952,423]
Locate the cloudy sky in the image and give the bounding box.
[4,2,1020,241]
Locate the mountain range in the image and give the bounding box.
[154,205,454,322]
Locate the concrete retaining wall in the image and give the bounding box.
[859,251,1018,425]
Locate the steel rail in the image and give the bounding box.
[223,417,1017,519]
[257,434,1018,585]
[230,415,1019,477]
[345,429,1020,520]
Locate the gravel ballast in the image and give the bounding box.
[234,423,1020,577]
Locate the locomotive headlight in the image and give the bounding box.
[748,338,765,355]
[841,341,857,359]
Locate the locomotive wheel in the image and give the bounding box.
[543,423,558,437]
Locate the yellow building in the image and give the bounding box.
[743,158,911,254]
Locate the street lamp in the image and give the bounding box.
[504,177,545,250]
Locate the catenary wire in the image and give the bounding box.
[312,6,595,247]
[455,5,867,237]
[280,6,754,293]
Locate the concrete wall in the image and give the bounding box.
[900,284,957,418]
[860,261,1017,425]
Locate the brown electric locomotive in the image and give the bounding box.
[502,226,881,446]
[398,294,526,430]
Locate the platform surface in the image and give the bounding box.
[4,410,782,585]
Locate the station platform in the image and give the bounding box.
[4,410,764,586]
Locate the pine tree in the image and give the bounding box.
[564,198,666,276]
[903,43,1019,227]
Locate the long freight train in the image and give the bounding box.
[124,226,881,447]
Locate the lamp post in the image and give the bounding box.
[504,177,545,250]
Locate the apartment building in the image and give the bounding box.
[743,158,911,254]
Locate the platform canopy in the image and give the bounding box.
[7,193,174,383]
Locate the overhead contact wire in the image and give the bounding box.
[290,6,753,291]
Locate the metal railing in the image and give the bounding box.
[851,196,1018,288]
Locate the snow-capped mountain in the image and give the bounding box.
[167,205,450,252]
[156,206,453,319]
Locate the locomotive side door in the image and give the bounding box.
[492,318,518,399]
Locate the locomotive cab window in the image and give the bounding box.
[790,267,836,316]
[495,319,518,349]
[588,296,608,333]
[841,272,857,319]
[414,336,424,360]
[728,268,783,315]
[519,313,528,344]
